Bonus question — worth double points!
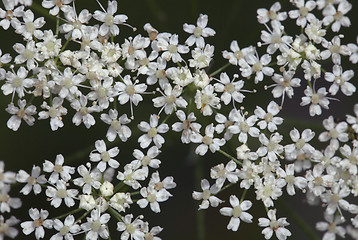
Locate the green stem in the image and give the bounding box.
[113,182,125,194]
[52,208,83,220]
[108,206,123,222]
[240,188,248,203]
[209,63,231,77]
[218,149,242,166]
[75,210,90,224]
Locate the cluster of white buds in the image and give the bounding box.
[0,0,357,239]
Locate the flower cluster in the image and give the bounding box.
[0,0,357,239]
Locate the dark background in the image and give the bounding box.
[1,0,358,239]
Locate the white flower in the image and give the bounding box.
[131,146,161,169]
[43,154,74,184]
[305,18,326,43]
[121,35,150,69]
[115,75,147,115]
[36,30,62,59]
[254,101,283,132]
[117,214,145,240]
[325,65,355,96]
[241,53,274,84]
[152,83,187,115]
[194,85,221,116]
[321,36,351,65]
[260,21,292,54]
[166,66,193,87]
[288,0,316,27]
[137,114,169,149]
[2,66,33,99]
[192,179,222,210]
[172,110,201,144]
[79,195,96,211]
[255,174,285,207]
[158,34,189,63]
[321,183,350,215]
[38,97,68,131]
[0,215,20,239]
[228,110,259,144]
[55,67,85,99]
[191,124,225,156]
[0,184,21,213]
[93,0,128,36]
[117,163,148,190]
[214,72,246,106]
[50,215,81,240]
[42,0,72,16]
[60,8,92,40]
[276,164,307,195]
[45,180,78,208]
[13,40,43,70]
[109,192,132,212]
[16,165,46,195]
[183,14,215,48]
[316,213,346,240]
[71,94,100,128]
[222,41,254,66]
[318,116,348,150]
[90,140,120,172]
[81,209,110,240]
[285,128,315,158]
[100,181,114,197]
[101,109,132,142]
[13,9,45,40]
[258,209,291,240]
[306,164,334,196]
[6,99,36,131]
[322,0,352,32]
[73,164,101,194]
[210,160,239,189]
[300,86,329,116]
[137,185,170,213]
[219,196,253,231]
[21,208,53,240]
[257,2,287,24]
[189,44,214,69]
[270,71,301,103]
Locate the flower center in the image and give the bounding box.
[334,76,344,86]
[63,78,73,88]
[92,220,102,232]
[60,225,70,236]
[53,164,63,173]
[125,85,136,95]
[311,94,320,105]
[202,189,211,200]
[16,109,26,119]
[165,95,176,104]
[142,156,151,166]
[265,113,273,123]
[25,22,36,33]
[12,77,23,88]
[334,11,343,21]
[295,139,306,150]
[56,189,68,198]
[155,182,164,191]
[148,127,158,138]
[267,11,278,20]
[299,7,309,17]
[101,151,111,162]
[111,120,122,131]
[24,49,35,60]
[48,107,58,118]
[46,40,56,52]
[234,50,243,60]
[80,107,88,116]
[127,223,135,234]
[168,44,178,54]
[202,136,213,145]
[27,176,37,185]
[252,62,263,72]
[232,205,242,218]
[98,86,107,98]
[240,122,250,133]
[155,69,166,79]
[193,27,202,38]
[105,14,114,26]
[225,83,235,94]
[285,175,295,185]
[33,219,44,228]
[147,192,157,203]
[329,128,339,139]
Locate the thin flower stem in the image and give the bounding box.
[52,208,84,220]
[209,63,231,77]
[108,206,123,222]
[75,210,90,224]
[56,15,60,35]
[130,191,140,196]
[240,188,248,203]
[113,182,125,194]
[55,33,72,63]
[30,1,57,22]
[216,183,233,194]
[218,149,242,166]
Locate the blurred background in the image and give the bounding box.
[1,0,358,239]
